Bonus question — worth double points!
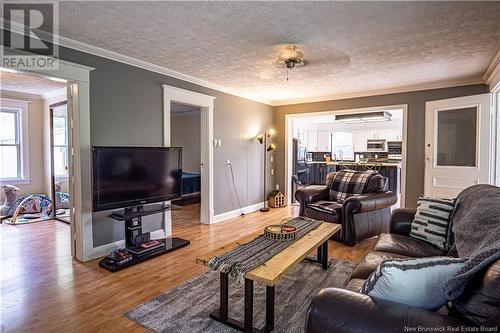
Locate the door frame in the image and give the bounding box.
[285,104,409,207]
[424,93,493,197]
[49,100,69,222]
[162,84,216,227]
[2,57,94,261]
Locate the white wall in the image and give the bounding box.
[171,113,201,173]
[0,93,45,202]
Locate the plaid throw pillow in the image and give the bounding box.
[329,170,378,202]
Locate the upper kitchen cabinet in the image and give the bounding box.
[387,128,403,141]
[293,126,308,146]
[365,129,387,140]
[317,131,331,151]
[353,130,367,152]
[307,130,331,152]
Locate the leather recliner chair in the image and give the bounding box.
[295,172,397,246]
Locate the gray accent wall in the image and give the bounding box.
[53,47,274,247]
[274,84,489,209]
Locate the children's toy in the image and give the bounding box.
[0,184,20,216]
[4,194,53,225]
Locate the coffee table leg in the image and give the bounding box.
[266,285,275,330]
[220,272,229,320]
[244,278,253,331]
[321,241,329,270]
[317,246,322,262]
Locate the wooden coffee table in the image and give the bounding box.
[196,222,341,333]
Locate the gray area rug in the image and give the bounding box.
[125,259,356,333]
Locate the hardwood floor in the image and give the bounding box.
[0,204,376,333]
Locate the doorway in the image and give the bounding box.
[285,105,408,208]
[162,85,215,234]
[170,102,202,227]
[424,93,493,197]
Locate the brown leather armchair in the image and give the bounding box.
[295,172,397,246]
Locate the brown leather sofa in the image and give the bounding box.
[295,172,397,246]
[305,205,500,332]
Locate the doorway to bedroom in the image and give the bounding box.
[170,102,202,228]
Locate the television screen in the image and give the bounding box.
[92,146,182,212]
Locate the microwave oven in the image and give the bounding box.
[367,139,386,151]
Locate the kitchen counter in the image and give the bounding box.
[306,161,400,167]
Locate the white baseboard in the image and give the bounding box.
[212,202,264,224]
[90,229,166,260]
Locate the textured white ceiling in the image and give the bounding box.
[57,1,500,104]
[0,71,66,96]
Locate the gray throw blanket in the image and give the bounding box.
[443,184,500,300]
[208,217,324,282]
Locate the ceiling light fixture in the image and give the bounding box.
[335,111,392,124]
[276,45,305,81]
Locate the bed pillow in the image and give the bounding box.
[361,257,466,311]
[410,196,458,251]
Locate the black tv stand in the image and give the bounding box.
[98,204,190,272]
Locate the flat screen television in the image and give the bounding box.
[92,146,182,212]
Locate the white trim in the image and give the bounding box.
[484,49,500,91]
[212,202,265,224]
[90,229,166,259]
[274,79,484,106]
[162,85,216,225]
[0,90,43,101]
[284,104,408,207]
[0,99,30,182]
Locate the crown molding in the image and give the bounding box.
[0,90,42,101]
[1,19,273,106]
[2,19,492,107]
[483,49,500,92]
[273,77,485,106]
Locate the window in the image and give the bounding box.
[332,132,354,160]
[0,100,29,182]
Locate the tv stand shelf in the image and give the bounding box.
[99,204,190,272]
[98,237,190,272]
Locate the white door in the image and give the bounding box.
[425,94,492,198]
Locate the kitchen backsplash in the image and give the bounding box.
[354,152,389,160]
[310,152,331,161]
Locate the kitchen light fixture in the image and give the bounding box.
[276,45,305,81]
[335,111,392,124]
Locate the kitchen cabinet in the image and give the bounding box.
[317,131,331,152]
[366,129,387,140]
[353,130,367,152]
[306,131,331,152]
[387,128,403,141]
[306,131,318,151]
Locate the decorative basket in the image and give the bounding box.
[264,219,297,241]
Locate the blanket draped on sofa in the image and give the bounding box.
[443,184,500,300]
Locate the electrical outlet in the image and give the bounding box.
[226,160,231,166]
[271,168,274,175]
[270,156,274,163]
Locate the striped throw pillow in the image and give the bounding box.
[410,196,458,250]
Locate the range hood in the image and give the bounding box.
[335,111,392,123]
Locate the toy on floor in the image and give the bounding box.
[54,181,70,210]
[4,194,53,225]
[0,184,20,216]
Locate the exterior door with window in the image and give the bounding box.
[424,94,492,198]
